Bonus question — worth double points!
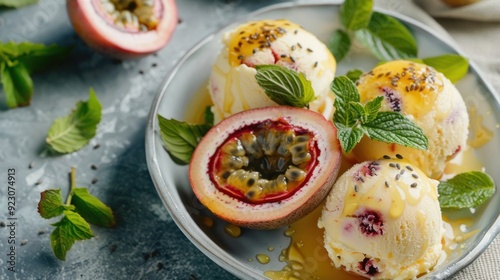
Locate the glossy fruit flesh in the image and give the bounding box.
[211,119,318,204]
[96,0,161,31]
[189,106,342,229]
[67,0,177,59]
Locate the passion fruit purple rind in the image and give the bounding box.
[67,0,178,59]
[189,106,342,230]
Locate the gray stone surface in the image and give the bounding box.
[0,0,287,279]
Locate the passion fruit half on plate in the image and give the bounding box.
[67,0,178,59]
[189,106,342,230]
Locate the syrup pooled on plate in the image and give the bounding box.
[183,69,494,280]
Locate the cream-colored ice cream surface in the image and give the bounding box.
[318,159,444,279]
[208,19,336,124]
[350,60,469,179]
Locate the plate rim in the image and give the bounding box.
[145,2,500,279]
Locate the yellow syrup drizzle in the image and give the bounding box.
[183,81,213,124]
[224,224,241,238]
[357,61,444,119]
[468,105,494,148]
[265,205,361,280]
[227,19,301,66]
[341,159,438,219]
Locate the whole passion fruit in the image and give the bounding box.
[67,0,177,59]
[189,107,342,230]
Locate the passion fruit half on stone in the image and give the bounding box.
[67,0,178,59]
[189,107,342,230]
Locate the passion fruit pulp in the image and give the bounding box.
[67,0,178,59]
[189,107,342,230]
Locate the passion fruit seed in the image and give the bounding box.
[217,126,312,202]
[99,0,159,31]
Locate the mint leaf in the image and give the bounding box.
[204,106,214,126]
[337,126,364,153]
[361,111,428,150]
[38,189,75,219]
[345,69,363,82]
[328,30,351,62]
[363,96,383,123]
[50,224,75,261]
[50,211,93,261]
[46,88,102,154]
[423,54,469,84]
[71,188,115,227]
[331,76,361,128]
[340,0,373,31]
[0,0,37,8]
[1,61,33,107]
[355,12,417,60]
[0,42,71,71]
[158,115,211,165]
[255,65,314,108]
[438,171,495,209]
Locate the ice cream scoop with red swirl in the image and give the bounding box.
[318,158,444,280]
[209,19,337,124]
[349,60,469,179]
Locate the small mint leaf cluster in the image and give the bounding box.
[331,76,428,153]
[38,168,115,261]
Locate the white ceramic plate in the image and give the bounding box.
[146,2,500,279]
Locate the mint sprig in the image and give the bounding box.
[158,115,211,165]
[0,42,71,108]
[46,88,102,154]
[438,171,495,209]
[331,76,428,153]
[355,12,417,60]
[330,0,416,62]
[255,65,315,108]
[38,167,115,261]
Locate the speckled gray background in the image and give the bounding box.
[0,0,288,279]
[1,0,499,280]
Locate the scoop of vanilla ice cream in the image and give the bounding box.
[209,19,336,124]
[318,158,444,280]
[349,60,469,179]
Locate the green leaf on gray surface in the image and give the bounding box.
[255,65,315,108]
[50,211,94,261]
[38,189,75,219]
[158,115,211,165]
[328,30,351,62]
[0,0,37,8]
[71,188,115,228]
[423,54,469,83]
[355,12,417,60]
[340,0,373,31]
[46,88,102,154]
[438,171,495,209]
[1,61,33,107]
[0,41,71,108]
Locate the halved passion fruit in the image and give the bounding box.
[189,107,342,229]
[67,0,178,59]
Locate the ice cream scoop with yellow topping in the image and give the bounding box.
[209,19,337,124]
[318,158,444,280]
[349,60,469,179]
